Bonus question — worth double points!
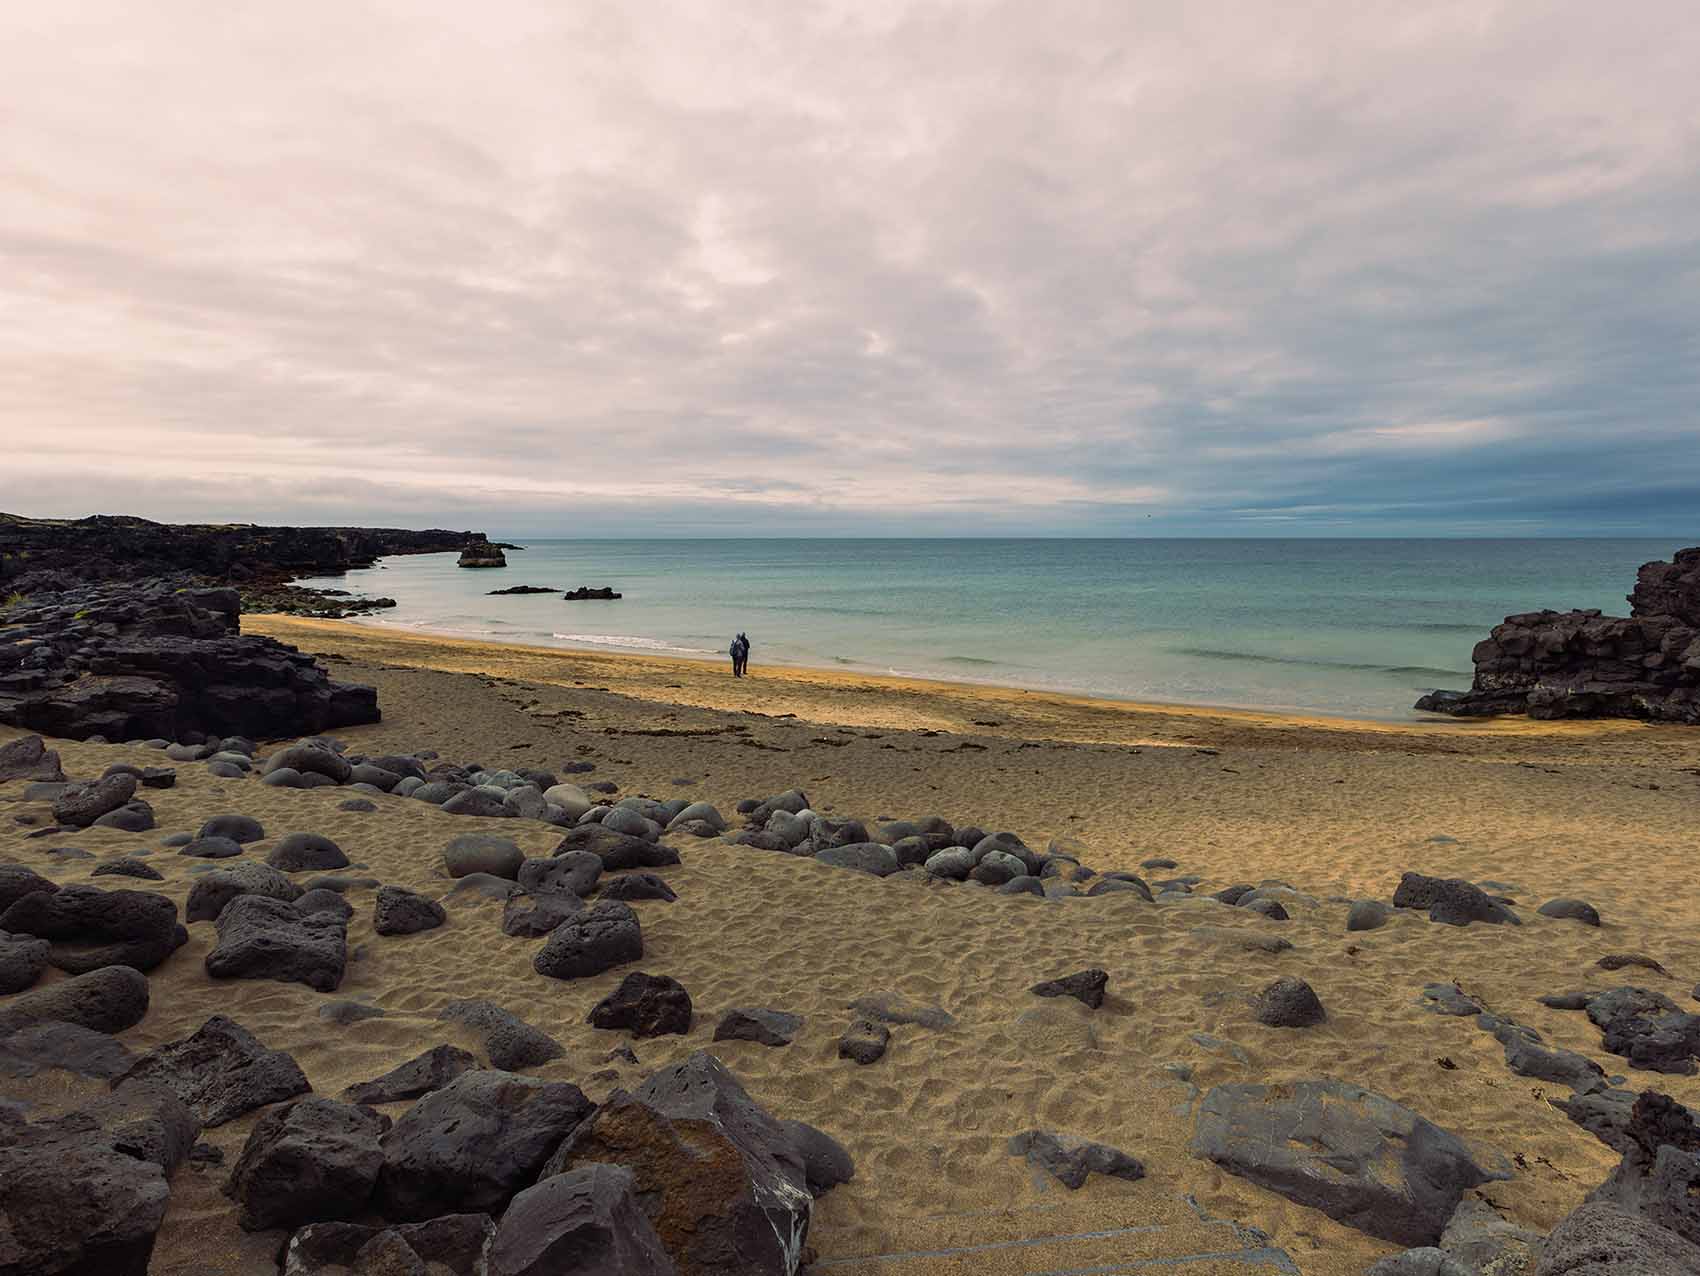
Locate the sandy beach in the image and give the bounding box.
[6,614,1700,1274]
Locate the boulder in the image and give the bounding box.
[587,972,693,1039]
[186,861,304,922]
[443,834,525,880]
[1190,1079,1509,1246]
[0,733,64,782]
[224,1097,387,1231]
[923,847,975,880]
[205,894,347,992]
[0,864,58,913]
[599,872,678,903]
[1539,898,1603,926]
[1007,1129,1146,1189]
[489,1163,678,1276]
[343,1045,479,1107]
[117,1014,310,1126]
[1253,977,1327,1028]
[518,850,601,898]
[838,1017,890,1065]
[666,802,725,833]
[1347,900,1392,931]
[714,1008,802,1048]
[546,1051,812,1276]
[198,813,266,844]
[780,1120,854,1196]
[970,849,1027,886]
[0,928,50,993]
[1029,969,1108,1009]
[0,883,184,973]
[534,900,643,981]
[814,842,900,876]
[437,999,565,1072]
[51,772,137,828]
[1535,1201,1700,1275]
[91,858,163,881]
[501,892,583,938]
[0,963,150,1035]
[264,744,353,784]
[280,1214,496,1276]
[375,1070,594,1221]
[374,886,447,936]
[555,824,681,870]
[178,835,243,859]
[267,832,350,873]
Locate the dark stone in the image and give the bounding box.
[587,972,693,1038]
[178,834,243,858]
[1008,1129,1146,1189]
[0,734,64,782]
[1599,953,1670,975]
[518,850,601,898]
[267,832,350,872]
[781,1119,854,1196]
[1483,1015,1606,1090]
[443,833,524,879]
[838,1017,890,1064]
[116,1014,310,1126]
[375,1069,594,1221]
[534,899,643,980]
[1087,876,1153,900]
[374,886,447,936]
[501,891,583,937]
[92,799,155,832]
[1190,1079,1510,1246]
[545,1051,811,1276]
[296,887,354,919]
[1536,1201,1700,1275]
[0,864,58,913]
[0,963,149,1035]
[198,813,265,844]
[1213,883,1256,905]
[50,772,138,828]
[224,1096,387,1231]
[1029,969,1109,1009]
[0,927,50,993]
[1586,1092,1700,1248]
[0,1020,135,1079]
[91,858,163,881]
[185,861,303,921]
[1347,900,1392,931]
[263,743,353,784]
[0,882,183,973]
[598,872,678,903]
[714,1008,802,1047]
[280,1214,497,1275]
[338,797,379,813]
[554,824,681,870]
[488,1163,676,1276]
[205,893,347,991]
[1539,898,1602,926]
[343,1045,479,1106]
[1253,976,1327,1028]
[438,999,565,1071]
[1419,983,1485,1017]
[847,991,955,1029]
[1586,987,1700,1075]
[319,999,387,1025]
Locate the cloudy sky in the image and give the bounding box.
[3,2,1697,536]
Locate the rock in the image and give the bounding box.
[338,797,378,813]
[319,1000,386,1025]
[1586,987,1700,1074]
[375,1069,594,1221]
[198,813,266,844]
[1364,1250,1474,1276]
[91,858,163,881]
[438,999,565,1071]
[0,734,64,782]
[179,834,244,858]
[781,1119,854,1196]
[186,861,304,921]
[0,864,59,914]
[1190,1079,1510,1246]
[533,900,643,981]
[488,1163,677,1276]
[343,1045,479,1106]
[813,842,900,876]
[1599,953,1670,975]
[443,833,525,880]
[1539,898,1602,926]
[1029,969,1109,1009]
[280,1214,496,1275]
[304,874,381,894]
[726,829,793,853]
[205,894,347,992]
[1535,1201,1700,1275]
[1007,1129,1146,1189]
[0,963,149,1035]
[0,928,50,993]
[374,886,447,936]
[1087,877,1153,900]
[923,846,976,880]
[296,887,355,919]
[1484,1015,1607,1091]
[267,832,350,872]
[518,850,601,898]
[444,873,522,903]
[1348,900,1392,931]
[598,872,678,903]
[546,1051,811,1276]
[501,891,583,937]
[224,1096,387,1231]
[0,1020,135,1079]
[601,806,660,841]
[1437,1197,1547,1274]
[264,743,354,784]
[1420,983,1486,1017]
[587,972,693,1039]
[442,788,512,818]
[848,991,955,1029]
[555,824,681,870]
[1243,897,1290,921]
[970,849,1027,885]
[1585,1091,1700,1248]
[92,798,157,833]
[261,767,306,789]
[1253,976,1327,1028]
[117,1014,310,1126]
[0,883,184,973]
[48,772,137,829]
[666,801,725,833]
[715,1008,802,1047]
[838,1017,890,1064]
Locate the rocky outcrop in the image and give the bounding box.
[458,542,508,568]
[563,586,621,600]
[0,579,379,741]
[1416,546,1700,722]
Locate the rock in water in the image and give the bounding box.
[488,1164,677,1276]
[375,1070,594,1221]
[547,1051,812,1276]
[1190,1080,1509,1246]
[116,1014,310,1126]
[224,1097,387,1231]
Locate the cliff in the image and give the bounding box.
[1415,546,1700,723]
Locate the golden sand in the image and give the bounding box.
[4,615,1700,1274]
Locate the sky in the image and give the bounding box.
[2,1,1697,537]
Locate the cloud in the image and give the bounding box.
[1,0,1697,536]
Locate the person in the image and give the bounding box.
[729,632,750,677]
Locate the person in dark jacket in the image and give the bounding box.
[729,632,750,677]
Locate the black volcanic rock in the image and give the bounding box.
[1416,546,1700,723]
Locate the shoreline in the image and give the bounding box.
[244,612,1677,754]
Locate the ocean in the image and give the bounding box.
[302,539,1676,721]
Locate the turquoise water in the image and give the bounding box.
[303,539,1677,720]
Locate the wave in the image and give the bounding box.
[551,633,716,656]
[1168,647,1469,680]
[937,655,1002,667]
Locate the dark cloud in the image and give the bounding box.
[2,1,1696,536]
